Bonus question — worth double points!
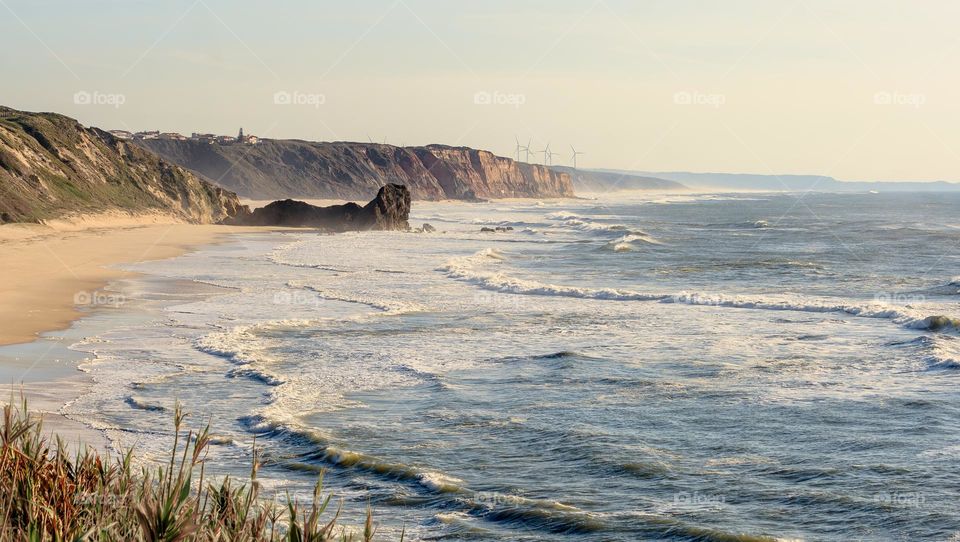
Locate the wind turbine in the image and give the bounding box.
[514,136,522,161]
[524,138,533,162]
[570,145,585,169]
[518,140,532,163]
[548,145,561,166]
[540,143,558,166]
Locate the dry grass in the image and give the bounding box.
[0,396,399,541]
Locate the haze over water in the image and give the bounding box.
[64,192,960,541]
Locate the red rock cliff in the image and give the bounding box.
[139,139,575,201]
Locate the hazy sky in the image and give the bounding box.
[2,0,959,181]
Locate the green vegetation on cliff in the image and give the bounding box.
[0,107,243,223]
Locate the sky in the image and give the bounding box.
[2,0,959,181]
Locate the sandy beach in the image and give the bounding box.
[0,216,267,347]
[0,215,275,449]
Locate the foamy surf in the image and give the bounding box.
[289,281,427,316]
[439,250,667,301]
[607,233,662,251]
[54,192,960,541]
[439,249,960,332]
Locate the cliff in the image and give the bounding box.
[138,139,575,201]
[551,166,687,193]
[0,107,244,223]
[227,184,411,231]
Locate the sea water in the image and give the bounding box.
[61,192,960,541]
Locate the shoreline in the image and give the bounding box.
[0,217,287,450]
[0,219,280,347]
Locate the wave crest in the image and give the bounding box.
[439,250,960,332]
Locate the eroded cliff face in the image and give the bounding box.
[139,139,575,201]
[413,145,574,200]
[0,107,244,223]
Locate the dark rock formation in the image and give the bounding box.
[0,106,243,223]
[227,184,410,232]
[138,139,575,201]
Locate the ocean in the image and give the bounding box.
[61,192,960,541]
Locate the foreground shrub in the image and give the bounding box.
[0,397,397,541]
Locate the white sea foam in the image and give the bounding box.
[607,233,662,250]
[439,249,960,332]
[195,324,275,365]
[908,335,960,371]
[545,211,581,220]
[439,250,666,301]
[288,281,427,315]
[417,471,465,492]
[560,218,632,233]
[227,367,286,386]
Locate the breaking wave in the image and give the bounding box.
[545,210,582,220]
[439,249,960,332]
[607,233,662,251]
[892,335,960,372]
[289,281,426,316]
[226,367,286,386]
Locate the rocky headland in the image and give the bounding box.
[139,139,574,201]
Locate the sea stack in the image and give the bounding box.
[226,184,411,231]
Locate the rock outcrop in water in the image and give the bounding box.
[227,184,411,231]
[139,139,575,201]
[0,106,244,223]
